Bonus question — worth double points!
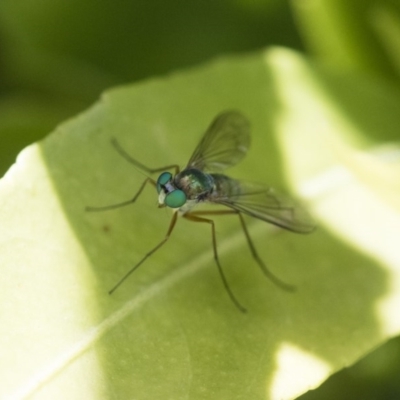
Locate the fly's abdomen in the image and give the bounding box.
[210,174,241,200]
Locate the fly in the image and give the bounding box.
[86,110,315,312]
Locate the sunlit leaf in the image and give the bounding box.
[1,48,400,400]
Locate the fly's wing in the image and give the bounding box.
[187,110,251,172]
[211,179,315,233]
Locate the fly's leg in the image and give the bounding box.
[184,212,247,313]
[190,210,295,293]
[109,212,179,294]
[86,137,180,212]
[86,177,157,212]
[236,213,295,291]
[111,138,180,175]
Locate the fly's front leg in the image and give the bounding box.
[86,139,181,212]
[86,177,157,212]
[184,212,247,313]
[111,138,180,175]
[109,211,179,294]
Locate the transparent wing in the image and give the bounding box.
[211,179,315,233]
[187,110,251,172]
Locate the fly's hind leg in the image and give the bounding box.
[188,210,295,295]
[236,213,295,291]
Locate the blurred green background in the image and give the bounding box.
[0,0,302,175]
[1,0,399,398]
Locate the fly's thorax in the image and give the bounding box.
[175,168,214,201]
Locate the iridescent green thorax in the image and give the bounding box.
[175,168,214,200]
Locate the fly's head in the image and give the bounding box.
[156,172,187,209]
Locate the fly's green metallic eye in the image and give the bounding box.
[156,172,172,193]
[165,190,186,208]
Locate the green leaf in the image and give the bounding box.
[1,47,400,400]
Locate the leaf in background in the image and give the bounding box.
[292,0,400,78]
[1,47,400,400]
